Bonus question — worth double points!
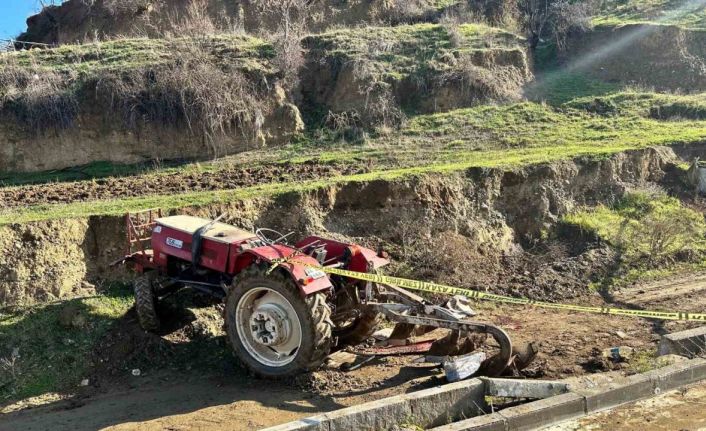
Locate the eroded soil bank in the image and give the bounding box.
[564,24,706,92]
[1,144,700,305]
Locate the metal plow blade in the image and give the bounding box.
[371,284,538,377]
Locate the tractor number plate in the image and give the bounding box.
[305,267,326,280]
[166,237,183,249]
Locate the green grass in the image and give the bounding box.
[0,35,274,76]
[565,91,706,119]
[564,190,706,288]
[0,161,177,187]
[593,0,706,29]
[0,286,134,401]
[526,71,622,106]
[565,191,706,254]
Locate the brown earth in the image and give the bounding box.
[0,160,366,208]
[1,271,706,431]
[0,85,304,173]
[0,145,694,305]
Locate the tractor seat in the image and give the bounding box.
[156,215,256,243]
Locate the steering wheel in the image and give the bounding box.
[255,228,294,245]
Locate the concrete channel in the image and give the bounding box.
[264,328,706,431]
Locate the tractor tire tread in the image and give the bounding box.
[224,264,334,377]
[134,273,160,333]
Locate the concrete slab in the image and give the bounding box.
[427,413,507,431]
[260,415,328,431]
[497,392,585,431]
[324,394,412,431]
[405,379,487,428]
[658,326,706,358]
[576,373,655,413]
[645,358,706,393]
[483,377,569,399]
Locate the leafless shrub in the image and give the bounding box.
[254,0,318,92]
[345,43,407,130]
[164,0,217,38]
[162,0,242,39]
[96,46,265,156]
[324,110,367,143]
[440,18,464,49]
[550,0,594,51]
[437,54,525,103]
[382,0,431,24]
[629,207,705,263]
[677,31,706,75]
[361,82,407,130]
[0,60,79,133]
[519,0,594,50]
[102,0,151,15]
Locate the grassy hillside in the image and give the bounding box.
[2,90,706,224]
[593,0,706,28]
[1,35,273,75]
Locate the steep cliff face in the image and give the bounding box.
[301,24,532,120]
[0,36,304,173]
[0,85,302,173]
[0,145,692,305]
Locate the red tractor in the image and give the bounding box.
[120,210,535,378]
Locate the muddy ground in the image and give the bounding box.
[2,271,705,431]
[0,160,368,208]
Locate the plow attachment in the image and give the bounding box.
[370,284,537,377]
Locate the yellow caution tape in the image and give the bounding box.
[281,258,706,322]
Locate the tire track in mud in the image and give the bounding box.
[0,161,367,208]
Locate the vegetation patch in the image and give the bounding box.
[0,287,133,401]
[0,286,231,405]
[0,35,275,143]
[307,23,522,81]
[565,91,706,119]
[593,0,706,29]
[303,22,530,128]
[564,190,706,288]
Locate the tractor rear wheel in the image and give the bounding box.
[134,272,160,333]
[224,264,334,378]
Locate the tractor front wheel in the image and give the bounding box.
[134,272,161,333]
[225,264,333,378]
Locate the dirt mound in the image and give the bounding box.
[0,35,303,173]
[0,220,89,305]
[301,24,531,123]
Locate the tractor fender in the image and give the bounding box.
[234,245,333,296]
